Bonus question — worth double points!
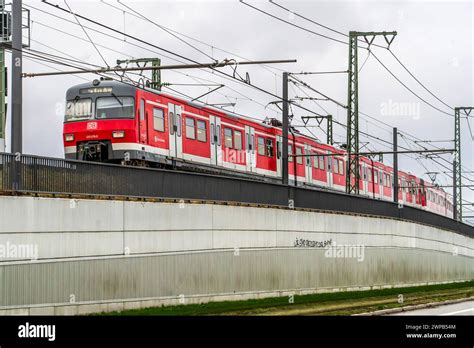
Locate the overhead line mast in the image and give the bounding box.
[346,31,396,195]
[0,0,8,153]
[454,107,474,221]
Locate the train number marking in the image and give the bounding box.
[87,122,98,130]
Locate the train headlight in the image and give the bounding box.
[65,134,74,142]
[112,130,125,138]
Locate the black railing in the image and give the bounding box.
[1,152,473,237]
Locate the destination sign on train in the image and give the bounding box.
[79,87,113,94]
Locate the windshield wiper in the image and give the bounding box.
[111,93,124,108]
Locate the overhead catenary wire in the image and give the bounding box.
[239,0,348,46]
[29,1,287,117]
[268,0,454,113]
[115,0,217,62]
[23,6,283,115]
[369,51,453,117]
[63,0,110,68]
[99,0,285,75]
[243,0,455,117]
[242,0,474,190]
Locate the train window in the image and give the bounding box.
[333,159,338,174]
[197,120,207,142]
[169,112,174,135]
[266,139,274,157]
[153,108,165,132]
[257,137,265,155]
[374,171,378,184]
[224,128,233,148]
[339,160,344,176]
[176,114,182,137]
[234,130,242,150]
[95,97,135,120]
[313,155,318,168]
[217,125,221,145]
[185,117,196,140]
[379,171,383,185]
[296,147,303,164]
[139,99,145,121]
[288,145,293,162]
[65,98,92,122]
[251,134,254,151]
[319,156,324,170]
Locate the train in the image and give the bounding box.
[63,79,454,218]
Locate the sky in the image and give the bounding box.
[3,0,474,208]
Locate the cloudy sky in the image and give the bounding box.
[4,0,474,209]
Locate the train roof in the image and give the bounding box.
[66,80,137,100]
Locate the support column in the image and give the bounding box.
[0,47,5,152]
[393,127,398,203]
[282,72,289,185]
[11,0,22,154]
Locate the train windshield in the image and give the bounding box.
[96,96,135,120]
[65,98,92,122]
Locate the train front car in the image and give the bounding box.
[63,80,138,163]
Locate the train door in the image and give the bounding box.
[361,164,367,196]
[210,115,223,166]
[139,98,147,144]
[304,144,312,184]
[399,178,405,204]
[378,170,384,199]
[397,178,402,203]
[245,126,256,172]
[168,103,183,159]
[420,179,426,207]
[276,134,282,177]
[327,152,333,188]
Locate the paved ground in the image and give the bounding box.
[393,300,474,315]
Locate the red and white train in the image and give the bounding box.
[63,79,454,218]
